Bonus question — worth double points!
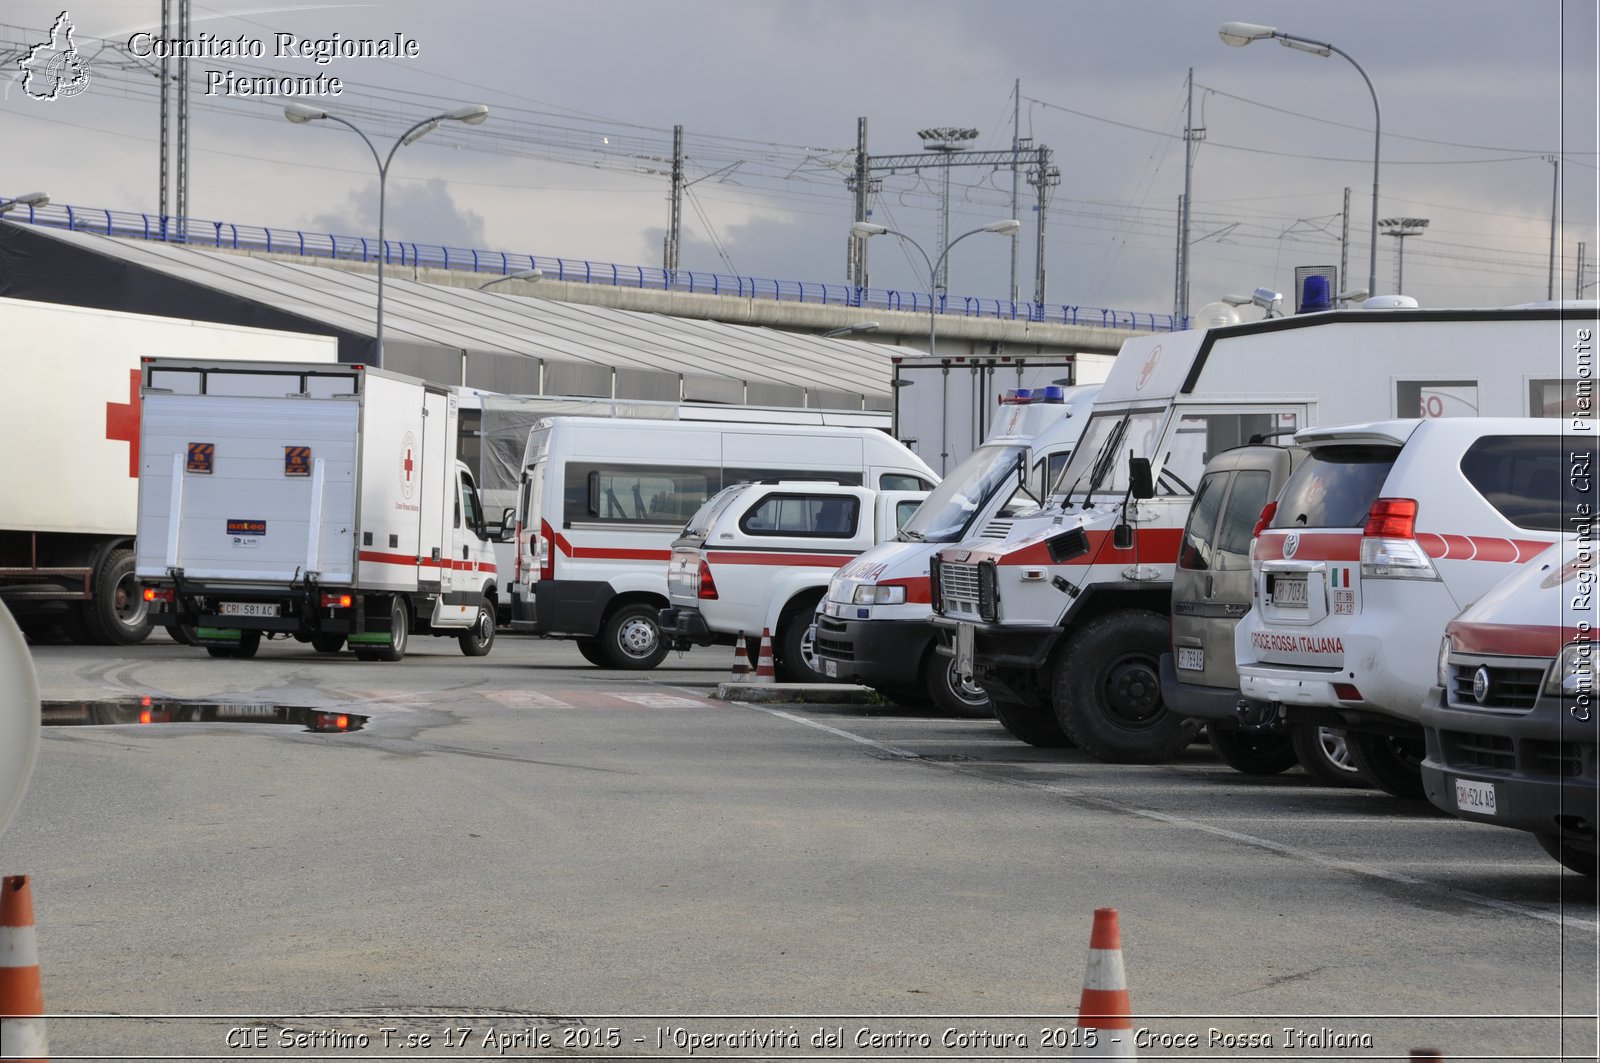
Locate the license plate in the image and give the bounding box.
[1272,576,1308,607]
[824,659,838,678]
[1177,646,1204,671]
[220,602,277,617]
[1454,778,1497,816]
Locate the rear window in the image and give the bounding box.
[1270,445,1398,529]
[1459,436,1581,532]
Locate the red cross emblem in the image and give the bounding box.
[105,369,140,477]
[400,430,417,499]
[404,448,414,481]
[1135,345,1162,391]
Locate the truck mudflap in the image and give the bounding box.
[510,579,612,637]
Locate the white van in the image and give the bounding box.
[506,417,936,668]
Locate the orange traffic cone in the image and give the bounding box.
[1071,908,1134,1058]
[0,875,47,1062]
[754,629,776,684]
[729,635,751,683]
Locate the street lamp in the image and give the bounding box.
[1220,21,1380,298]
[285,103,489,367]
[851,219,1020,469]
[823,321,881,338]
[0,192,49,216]
[478,268,543,291]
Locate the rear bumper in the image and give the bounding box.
[1159,653,1260,726]
[813,615,934,688]
[1420,686,1599,839]
[658,606,718,648]
[1237,662,1420,733]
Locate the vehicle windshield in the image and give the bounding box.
[679,485,745,538]
[1050,410,1166,500]
[897,444,1027,543]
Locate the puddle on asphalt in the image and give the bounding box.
[41,700,368,733]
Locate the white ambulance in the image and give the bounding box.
[507,417,936,669]
[137,360,499,660]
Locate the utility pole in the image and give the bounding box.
[174,0,189,241]
[847,117,872,292]
[664,124,683,274]
[158,0,170,239]
[1010,80,1021,304]
[1544,155,1559,300]
[1176,68,1202,323]
[1380,217,1429,295]
[1029,144,1059,305]
[1340,188,1351,296]
[1578,242,1587,300]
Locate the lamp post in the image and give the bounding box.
[1220,21,1380,298]
[478,268,543,291]
[851,219,1020,470]
[285,103,489,368]
[0,192,49,216]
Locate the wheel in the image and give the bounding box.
[459,600,496,657]
[1347,730,1427,799]
[991,694,1074,748]
[1535,833,1599,877]
[376,595,409,662]
[925,651,994,718]
[165,622,199,646]
[311,634,345,654]
[1208,727,1299,776]
[1052,610,1199,763]
[204,630,261,659]
[82,549,153,646]
[1290,725,1370,788]
[575,638,608,667]
[776,610,828,683]
[599,602,668,670]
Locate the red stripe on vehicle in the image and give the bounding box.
[882,575,932,604]
[996,527,1185,567]
[1418,534,1553,562]
[1448,619,1590,657]
[567,547,673,561]
[705,550,860,567]
[356,551,496,575]
[1253,531,1362,563]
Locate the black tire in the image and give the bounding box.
[776,608,827,683]
[205,630,261,659]
[1209,727,1299,775]
[575,638,608,667]
[311,634,345,654]
[459,600,496,657]
[991,694,1074,748]
[599,602,668,670]
[1290,725,1369,788]
[1347,730,1427,799]
[376,596,409,663]
[925,650,994,718]
[165,623,199,646]
[1052,610,1198,763]
[82,549,153,646]
[1535,833,1599,877]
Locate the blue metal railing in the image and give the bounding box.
[1,201,1189,332]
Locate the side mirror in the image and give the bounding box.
[496,507,517,543]
[1128,457,1155,500]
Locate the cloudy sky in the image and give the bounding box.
[2,0,1595,321]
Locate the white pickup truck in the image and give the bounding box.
[658,481,927,682]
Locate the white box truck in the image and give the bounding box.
[136,360,499,660]
[0,298,337,644]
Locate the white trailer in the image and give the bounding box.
[136,360,499,660]
[0,298,337,644]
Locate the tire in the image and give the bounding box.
[776,609,827,683]
[1535,833,1599,877]
[1052,610,1199,764]
[1347,730,1427,799]
[1208,727,1299,775]
[459,600,496,657]
[599,602,668,670]
[375,596,409,663]
[575,638,608,667]
[82,549,153,646]
[924,650,994,718]
[204,630,261,659]
[165,623,199,646]
[1290,725,1369,788]
[311,634,345,654]
[991,694,1074,748]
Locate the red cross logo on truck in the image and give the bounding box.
[105,369,140,477]
[1135,345,1162,391]
[400,431,417,499]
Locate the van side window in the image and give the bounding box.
[1216,470,1272,560]
[566,464,715,525]
[740,494,860,538]
[459,471,484,533]
[1530,379,1581,417]
[880,473,933,491]
[723,468,863,489]
[1459,436,1578,532]
[1178,473,1227,571]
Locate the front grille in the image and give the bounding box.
[940,563,980,605]
[1447,660,1546,711]
[1443,731,1515,771]
[814,616,854,661]
[1528,740,1593,780]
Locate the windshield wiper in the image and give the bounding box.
[897,528,926,542]
[1063,419,1127,510]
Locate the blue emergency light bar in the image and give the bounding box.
[998,385,1067,405]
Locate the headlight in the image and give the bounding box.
[977,560,999,623]
[1437,637,1452,689]
[1544,642,1597,698]
[852,585,906,605]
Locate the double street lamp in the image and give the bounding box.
[1220,21,1380,299]
[0,192,49,216]
[285,103,489,368]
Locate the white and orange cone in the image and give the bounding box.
[754,629,776,684]
[0,875,47,1062]
[1071,907,1135,1058]
[729,636,752,683]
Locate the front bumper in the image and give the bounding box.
[813,614,934,688]
[1420,686,1599,839]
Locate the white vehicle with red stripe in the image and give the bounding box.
[136,360,499,660]
[928,300,1591,764]
[1237,417,1575,797]
[507,417,934,670]
[660,482,929,682]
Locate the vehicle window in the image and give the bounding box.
[723,468,862,489]
[1398,379,1479,418]
[1530,379,1581,418]
[880,473,934,491]
[459,472,484,532]
[1270,445,1398,529]
[1459,435,1583,532]
[566,464,715,525]
[895,500,922,529]
[899,444,1025,543]
[740,493,860,537]
[1217,469,1272,558]
[1158,412,1295,497]
[1051,410,1165,499]
[1177,472,1227,571]
[681,486,745,538]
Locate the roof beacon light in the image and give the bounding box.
[1038,385,1066,403]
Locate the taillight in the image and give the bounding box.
[320,592,353,609]
[539,519,556,581]
[1363,497,1418,539]
[697,560,719,600]
[1252,501,1278,538]
[143,587,174,603]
